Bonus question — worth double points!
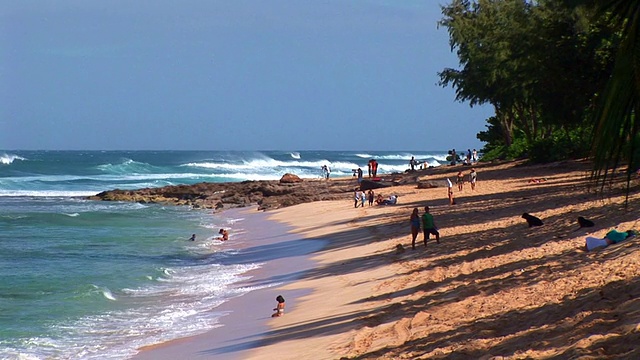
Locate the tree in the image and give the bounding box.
[439,0,616,161]
[573,0,640,199]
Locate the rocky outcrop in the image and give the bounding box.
[89,178,360,212]
[87,168,438,212]
[280,173,302,183]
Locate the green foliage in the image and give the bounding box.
[481,127,592,163]
[439,0,618,164]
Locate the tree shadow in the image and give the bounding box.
[200,160,640,358]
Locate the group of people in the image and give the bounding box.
[354,189,375,208]
[410,206,441,250]
[188,228,228,242]
[454,168,478,192]
[321,165,331,180]
[368,159,379,178]
[449,148,478,166]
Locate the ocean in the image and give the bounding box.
[0,150,448,359]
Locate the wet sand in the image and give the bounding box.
[135,160,640,359]
[132,209,326,360]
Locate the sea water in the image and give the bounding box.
[0,150,448,359]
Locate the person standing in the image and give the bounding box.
[360,190,366,207]
[367,189,374,206]
[354,189,361,208]
[469,168,477,190]
[357,167,363,183]
[410,208,421,250]
[456,171,465,191]
[447,178,455,205]
[421,206,440,246]
[368,160,373,178]
[372,159,378,177]
[409,156,416,171]
[472,149,478,163]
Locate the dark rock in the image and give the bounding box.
[280,173,303,183]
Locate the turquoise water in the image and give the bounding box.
[0,150,449,359]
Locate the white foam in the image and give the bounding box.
[0,153,26,165]
[0,190,100,197]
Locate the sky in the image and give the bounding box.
[0,0,494,151]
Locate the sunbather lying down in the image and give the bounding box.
[585,229,638,251]
[380,195,398,205]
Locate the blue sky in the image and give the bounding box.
[0,0,494,151]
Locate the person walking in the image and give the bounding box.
[469,168,477,190]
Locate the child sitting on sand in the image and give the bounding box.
[272,295,285,317]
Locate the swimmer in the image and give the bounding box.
[189,234,196,241]
[218,228,229,241]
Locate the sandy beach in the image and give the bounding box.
[135,159,640,359]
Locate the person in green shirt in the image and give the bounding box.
[421,206,440,247]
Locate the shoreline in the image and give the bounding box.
[131,208,327,360]
[133,159,640,359]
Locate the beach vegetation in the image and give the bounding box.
[438,0,620,161]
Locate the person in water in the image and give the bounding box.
[218,229,229,241]
[272,295,285,317]
[189,234,196,241]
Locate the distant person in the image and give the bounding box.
[456,171,465,191]
[472,149,478,162]
[189,234,196,241]
[357,167,363,183]
[451,149,457,165]
[326,166,331,180]
[447,178,455,205]
[272,295,285,317]
[372,159,379,177]
[421,206,440,246]
[469,168,477,190]
[367,160,373,177]
[376,193,384,205]
[354,189,362,208]
[585,229,637,251]
[466,149,472,164]
[218,228,229,241]
[360,190,366,207]
[381,194,397,205]
[367,189,374,206]
[410,208,421,250]
[409,156,416,171]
